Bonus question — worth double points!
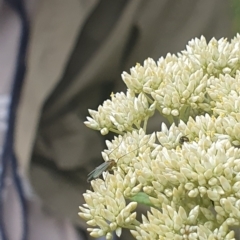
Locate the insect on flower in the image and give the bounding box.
[87,138,125,182]
[87,134,152,182]
[87,159,116,182]
[179,136,189,144]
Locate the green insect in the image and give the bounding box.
[87,159,116,182]
[87,136,152,182]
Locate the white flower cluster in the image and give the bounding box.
[79,177,139,240]
[131,205,235,239]
[79,35,240,239]
[85,90,156,135]
[85,35,240,134]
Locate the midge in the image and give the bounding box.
[87,159,116,182]
[87,138,124,182]
[87,135,152,182]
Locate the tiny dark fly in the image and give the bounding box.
[179,136,189,144]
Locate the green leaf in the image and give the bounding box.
[129,192,154,207]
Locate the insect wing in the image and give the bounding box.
[87,135,152,182]
[87,161,113,182]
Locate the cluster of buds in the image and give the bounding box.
[79,35,240,239]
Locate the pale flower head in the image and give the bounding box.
[80,34,240,239]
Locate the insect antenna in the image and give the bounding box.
[105,135,125,160]
[112,134,153,170]
[101,135,153,183]
[87,133,154,182]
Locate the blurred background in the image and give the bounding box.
[0,0,238,239]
